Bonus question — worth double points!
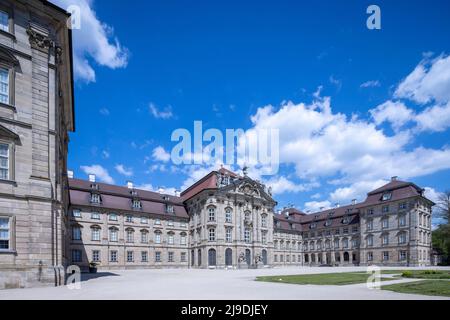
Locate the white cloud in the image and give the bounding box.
[303,200,332,213]
[263,176,319,195]
[330,179,387,204]
[80,164,114,184]
[329,75,342,90]
[50,0,129,83]
[114,164,133,177]
[370,101,415,130]
[101,150,110,159]
[149,103,173,119]
[360,80,381,88]
[99,108,110,116]
[423,187,442,205]
[415,101,450,132]
[395,54,450,105]
[152,146,171,162]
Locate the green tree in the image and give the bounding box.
[432,224,450,265]
[436,191,450,223]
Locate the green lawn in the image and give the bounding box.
[256,272,391,286]
[382,280,450,297]
[380,270,450,279]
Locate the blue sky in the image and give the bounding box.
[52,0,450,218]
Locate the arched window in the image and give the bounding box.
[154,230,162,244]
[225,248,232,266]
[91,225,101,241]
[225,208,232,223]
[168,231,175,245]
[126,228,134,243]
[208,248,216,266]
[109,227,118,242]
[140,230,149,243]
[208,206,216,222]
[180,232,187,245]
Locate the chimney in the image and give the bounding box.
[88,174,96,183]
[391,176,398,181]
[174,190,180,197]
[335,202,340,208]
[352,199,357,205]
[67,170,74,179]
[127,181,133,189]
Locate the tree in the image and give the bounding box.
[432,224,450,265]
[435,191,450,223]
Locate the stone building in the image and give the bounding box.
[0,0,74,289]
[67,169,434,271]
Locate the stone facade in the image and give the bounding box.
[0,0,74,289]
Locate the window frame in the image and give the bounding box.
[0,6,13,36]
[0,215,13,251]
[0,140,14,182]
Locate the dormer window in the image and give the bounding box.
[132,199,142,209]
[328,212,334,217]
[342,216,349,224]
[310,223,317,229]
[162,195,170,201]
[130,190,138,196]
[382,192,392,201]
[325,220,332,227]
[165,204,174,213]
[90,193,101,204]
[90,183,99,190]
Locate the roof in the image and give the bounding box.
[69,179,188,219]
[367,180,423,195]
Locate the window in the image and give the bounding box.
[382,217,389,229]
[126,215,133,223]
[367,252,373,261]
[0,217,10,249]
[168,251,174,262]
[274,255,278,262]
[334,239,339,249]
[343,238,349,249]
[382,234,389,245]
[141,216,148,224]
[109,228,118,242]
[132,199,142,209]
[367,219,373,231]
[399,215,406,227]
[0,11,9,33]
[92,250,100,262]
[382,251,389,261]
[244,228,251,243]
[165,204,174,213]
[72,226,81,240]
[72,250,82,263]
[168,220,174,226]
[343,228,348,234]
[141,251,148,262]
[261,231,267,244]
[399,232,407,244]
[382,192,392,201]
[368,208,374,215]
[310,223,317,229]
[155,251,161,262]
[110,250,118,262]
[168,232,174,244]
[90,193,101,204]
[382,205,389,213]
[127,251,133,262]
[225,208,232,223]
[91,227,101,241]
[181,252,187,262]
[141,230,148,243]
[126,228,134,243]
[154,231,161,244]
[208,228,215,241]
[154,219,161,225]
[367,235,373,247]
[109,213,118,221]
[399,202,407,210]
[334,229,340,235]
[72,209,81,218]
[261,214,267,227]
[399,251,407,261]
[180,233,187,245]
[208,207,215,221]
[352,239,358,248]
[91,211,100,220]
[0,143,10,180]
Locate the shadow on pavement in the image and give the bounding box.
[80,272,120,282]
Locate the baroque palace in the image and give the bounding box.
[0,0,434,289]
[67,168,434,272]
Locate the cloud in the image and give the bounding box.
[99,108,110,116]
[80,164,114,184]
[149,103,173,119]
[395,54,450,104]
[101,150,110,159]
[370,101,415,131]
[423,187,442,205]
[264,176,319,195]
[50,0,129,83]
[329,75,342,91]
[115,164,133,177]
[303,200,332,213]
[329,179,387,204]
[415,101,450,132]
[152,146,171,162]
[360,80,381,88]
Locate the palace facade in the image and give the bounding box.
[67,168,434,272]
[0,0,75,289]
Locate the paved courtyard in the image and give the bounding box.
[0,266,449,300]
